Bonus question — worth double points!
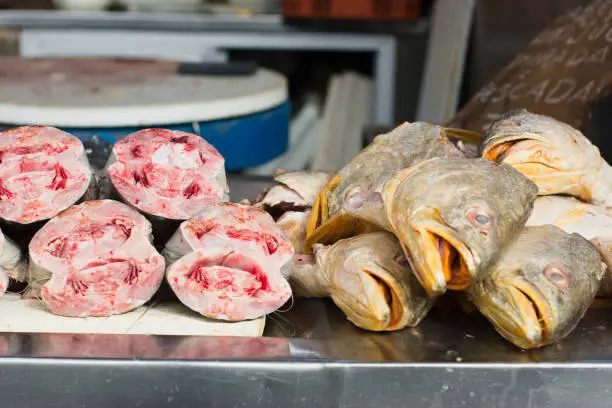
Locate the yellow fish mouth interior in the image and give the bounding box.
[415,227,472,294]
[479,278,555,349]
[483,138,559,176]
[368,270,403,330]
[330,267,404,331]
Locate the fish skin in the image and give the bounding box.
[271,170,334,206]
[481,109,612,206]
[305,122,465,251]
[471,225,604,349]
[255,170,333,252]
[383,157,538,296]
[290,232,434,331]
[526,195,612,297]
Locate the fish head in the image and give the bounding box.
[481,110,601,198]
[471,225,605,349]
[305,123,469,252]
[322,232,433,331]
[384,157,538,296]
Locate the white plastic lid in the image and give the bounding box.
[0,57,288,127]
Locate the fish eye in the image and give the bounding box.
[395,254,411,268]
[466,207,493,230]
[544,265,569,292]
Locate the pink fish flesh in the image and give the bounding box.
[0,126,92,224]
[106,128,228,220]
[164,203,294,321]
[28,200,165,317]
[166,247,291,321]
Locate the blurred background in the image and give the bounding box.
[0,0,592,173]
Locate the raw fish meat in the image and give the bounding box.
[28,200,165,317]
[164,203,293,321]
[0,126,93,224]
[106,128,228,220]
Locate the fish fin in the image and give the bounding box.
[304,213,380,254]
[305,174,341,243]
[273,168,289,177]
[443,127,482,144]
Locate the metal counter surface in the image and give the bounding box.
[2,175,612,407]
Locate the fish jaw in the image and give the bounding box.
[328,268,392,331]
[483,135,560,174]
[396,208,476,297]
[472,276,555,349]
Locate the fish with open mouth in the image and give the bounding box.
[381,157,538,296]
[471,225,605,349]
[481,110,612,206]
[305,122,479,252]
[526,195,612,297]
[291,232,433,331]
[254,170,333,252]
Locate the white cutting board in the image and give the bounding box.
[0,293,265,337]
[0,57,287,127]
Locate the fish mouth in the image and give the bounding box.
[482,136,559,176]
[364,270,403,330]
[407,217,475,296]
[475,277,555,349]
[330,266,404,331]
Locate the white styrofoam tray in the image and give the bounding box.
[0,293,265,337]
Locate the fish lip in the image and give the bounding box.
[407,220,476,296]
[482,133,548,162]
[483,134,563,179]
[475,276,555,349]
[328,267,393,331]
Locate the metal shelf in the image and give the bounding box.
[0,10,410,125]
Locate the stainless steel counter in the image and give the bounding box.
[3,300,612,407]
[2,176,612,407]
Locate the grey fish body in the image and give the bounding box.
[471,225,605,349]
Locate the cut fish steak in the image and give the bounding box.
[0,126,93,224]
[164,203,294,321]
[167,247,292,321]
[164,202,294,270]
[28,200,165,317]
[106,128,229,220]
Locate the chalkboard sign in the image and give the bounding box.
[449,0,612,135]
